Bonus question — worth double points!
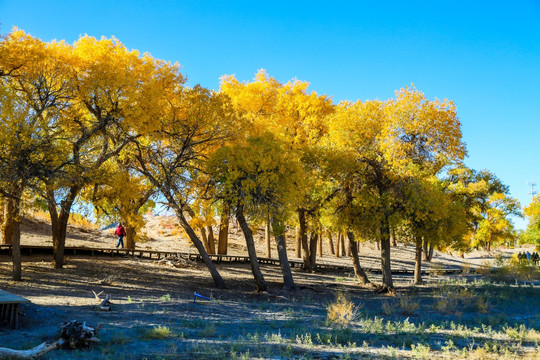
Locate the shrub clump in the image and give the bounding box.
[326,292,359,329]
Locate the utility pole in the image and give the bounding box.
[528,181,537,200]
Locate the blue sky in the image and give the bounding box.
[1,0,539,229]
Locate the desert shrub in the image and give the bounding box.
[198,323,217,338]
[141,325,173,339]
[399,296,420,315]
[434,287,490,315]
[382,300,399,316]
[326,292,359,329]
[486,255,540,282]
[434,292,460,315]
[475,260,493,277]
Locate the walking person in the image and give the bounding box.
[115,223,126,248]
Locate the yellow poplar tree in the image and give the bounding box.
[0,29,72,279]
[220,70,334,272]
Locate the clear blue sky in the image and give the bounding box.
[1,0,539,229]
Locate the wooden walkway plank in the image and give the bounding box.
[0,244,465,275]
[0,289,30,329]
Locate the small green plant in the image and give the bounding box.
[265,331,284,343]
[326,292,359,329]
[160,294,171,301]
[411,343,430,359]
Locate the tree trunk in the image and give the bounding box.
[391,227,397,247]
[318,231,323,257]
[2,199,14,245]
[295,226,301,258]
[414,236,423,285]
[309,231,318,271]
[423,238,429,261]
[124,225,136,250]
[427,244,434,262]
[48,186,81,269]
[206,225,216,254]
[199,227,211,254]
[122,213,136,249]
[335,233,341,257]
[380,214,394,291]
[217,205,229,255]
[175,208,225,289]
[271,219,296,290]
[328,231,335,255]
[11,193,22,281]
[346,234,352,257]
[297,208,312,272]
[236,205,267,292]
[347,232,370,284]
[340,233,346,256]
[265,220,271,258]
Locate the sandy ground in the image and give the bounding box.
[17,213,529,271]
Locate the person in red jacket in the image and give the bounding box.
[114,223,126,248]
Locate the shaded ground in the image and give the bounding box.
[1,215,539,359]
[1,254,540,359]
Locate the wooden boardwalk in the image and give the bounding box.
[0,289,30,329]
[0,244,464,275]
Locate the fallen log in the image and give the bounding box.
[0,340,62,359]
[92,290,111,311]
[0,320,100,359]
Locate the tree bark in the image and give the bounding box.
[2,199,14,245]
[335,233,341,257]
[295,225,301,258]
[297,208,312,272]
[414,236,423,285]
[271,219,296,290]
[346,234,352,257]
[380,214,394,291]
[423,238,429,261]
[328,231,335,255]
[347,232,370,284]
[236,205,267,292]
[217,204,229,255]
